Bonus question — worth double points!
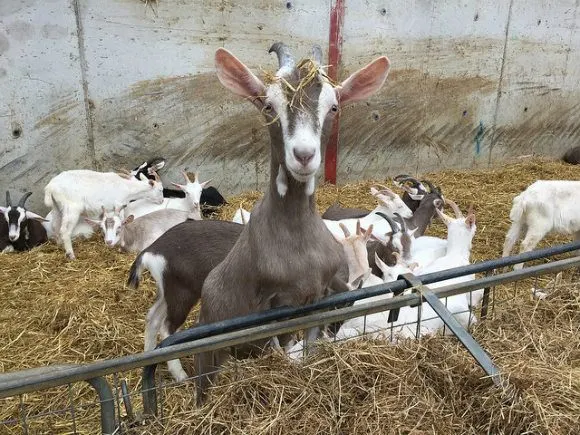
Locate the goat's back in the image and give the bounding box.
[322,203,370,221]
[563,146,580,164]
[122,209,191,252]
[138,219,244,325]
[511,180,580,232]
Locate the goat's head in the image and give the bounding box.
[0,191,46,242]
[131,157,167,179]
[436,199,476,240]
[374,251,418,283]
[85,206,125,247]
[338,220,374,281]
[370,187,412,218]
[215,43,390,196]
[120,170,164,205]
[393,175,427,200]
[171,171,210,216]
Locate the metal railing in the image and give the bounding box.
[1,240,579,434]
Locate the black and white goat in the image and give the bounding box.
[0,192,47,253]
[131,157,227,216]
[44,169,164,259]
[502,180,580,269]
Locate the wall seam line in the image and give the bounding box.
[72,0,97,170]
[488,0,515,165]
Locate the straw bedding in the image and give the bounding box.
[0,158,579,434]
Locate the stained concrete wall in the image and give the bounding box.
[1,0,579,212]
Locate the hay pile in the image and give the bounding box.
[0,158,579,434]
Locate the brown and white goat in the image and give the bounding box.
[127,219,243,381]
[194,43,390,403]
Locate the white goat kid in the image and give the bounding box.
[125,171,209,220]
[502,180,580,269]
[87,207,193,253]
[44,169,164,259]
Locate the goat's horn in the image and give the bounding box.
[181,170,191,184]
[421,179,438,194]
[375,212,399,234]
[18,192,32,208]
[393,175,421,187]
[6,191,11,207]
[393,212,407,232]
[311,44,323,65]
[339,222,350,238]
[268,42,294,71]
[445,198,463,218]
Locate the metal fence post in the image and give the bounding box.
[85,376,116,435]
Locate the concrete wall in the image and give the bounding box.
[1,0,579,211]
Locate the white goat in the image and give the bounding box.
[44,169,164,259]
[125,171,209,219]
[87,207,195,253]
[502,180,580,269]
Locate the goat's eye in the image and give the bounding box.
[330,104,338,113]
[263,103,273,113]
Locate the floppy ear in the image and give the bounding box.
[336,56,390,105]
[374,252,389,276]
[215,48,266,103]
[84,217,101,229]
[123,215,135,225]
[435,208,453,225]
[408,193,425,201]
[25,211,49,222]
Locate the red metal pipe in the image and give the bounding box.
[324,0,345,184]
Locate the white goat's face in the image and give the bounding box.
[264,76,338,182]
[86,209,123,247]
[171,171,210,214]
[371,188,413,219]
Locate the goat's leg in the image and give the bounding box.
[59,207,81,259]
[159,319,189,383]
[195,350,228,406]
[144,297,166,352]
[514,229,547,270]
[502,220,524,257]
[51,209,63,244]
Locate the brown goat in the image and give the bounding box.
[195,43,391,403]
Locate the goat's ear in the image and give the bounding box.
[336,56,390,105]
[84,217,101,229]
[408,193,424,201]
[25,211,49,222]
[465,213,476,229]
[123,215,135,225]
[215,48,266,102]
[200,179,212,188]
[150,160,166,172]
[374,252,389,275]
[435,208,453,225]
[408,227,418,237]
[0,206,6,213]
[171,182,185,191]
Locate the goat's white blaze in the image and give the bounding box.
[8,207,26,241]
[100,213,122,246]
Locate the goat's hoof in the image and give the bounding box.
[66,252,76,260]
[173,372,189,383]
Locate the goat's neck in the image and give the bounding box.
[445,232,472,260]
[264,140,317,218]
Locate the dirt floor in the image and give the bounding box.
[0,158,579,434]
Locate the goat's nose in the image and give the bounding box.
[293,148,315,167]
[106,240,114,246]
[9,235,17,242]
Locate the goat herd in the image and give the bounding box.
[1,42,578,405]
